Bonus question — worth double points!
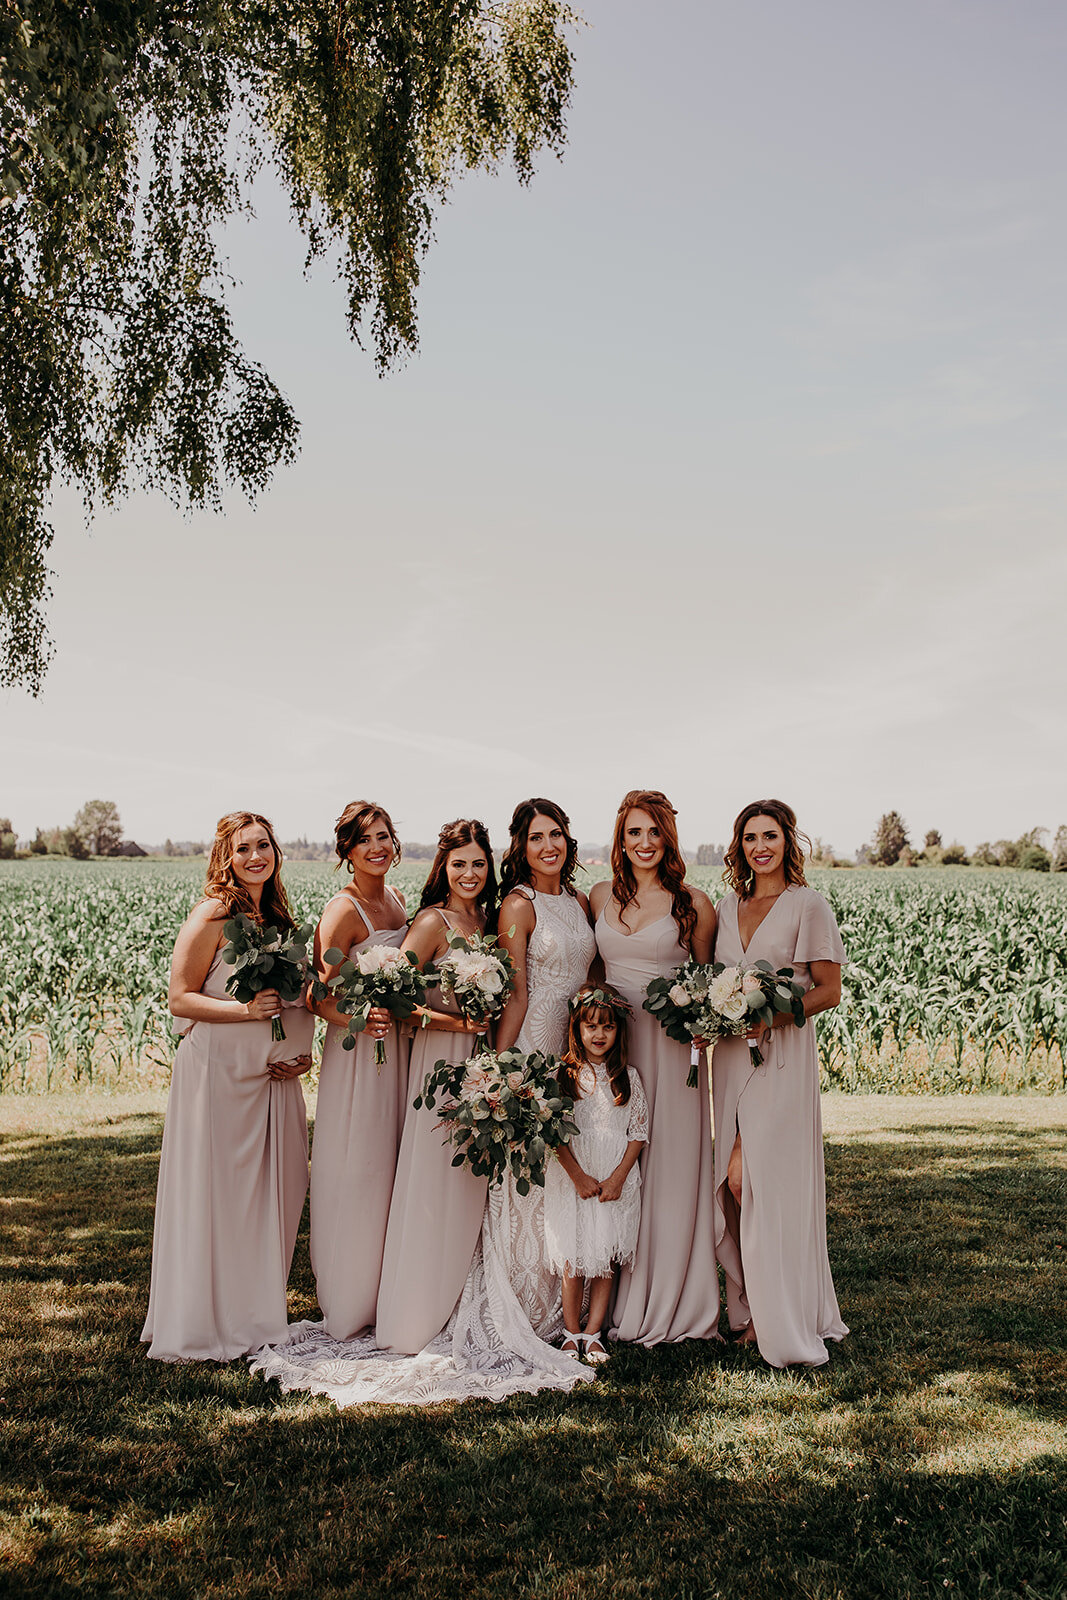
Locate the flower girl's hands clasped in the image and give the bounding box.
[572,1168,601,1201]
[598,1170,626,1203]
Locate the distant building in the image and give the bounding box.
[116,840,148,857]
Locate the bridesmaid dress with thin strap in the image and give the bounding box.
[712,884,848,1367]
[596,906,721,1345]
[142,949,312,1361]
[310,886,408,1339]
[375,911,488,1356]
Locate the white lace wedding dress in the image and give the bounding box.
[251,887,598,1407]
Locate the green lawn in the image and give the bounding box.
[1,1094,1065,1599]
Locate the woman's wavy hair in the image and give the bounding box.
[333,800,402,872]
[610,789,697,951]
[498,797,580,899]
[203,811,294,930]
[417,819,497,923]
[723,798,810,899]
[559,981,632,1106]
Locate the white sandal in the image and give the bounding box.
[561,1329,582,1355]
[581,1331,610,1364]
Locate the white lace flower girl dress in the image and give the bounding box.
[544,1065,649,1278]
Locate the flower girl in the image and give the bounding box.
[544,983,649,1362]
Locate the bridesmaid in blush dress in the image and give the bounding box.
[375,819,496,1356]
[713,798,848,1368]
[309,801,409,1339]
[591,789,720,1345]
[142,811,313,1362]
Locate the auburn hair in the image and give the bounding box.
[202,811,294,930]
[333,800,402,872]
[417,819,498,923]
[559,982,632,1107]
[499,797,580,899]
[723,798,811,899]
[610,789,697,950]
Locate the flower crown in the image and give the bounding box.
[568,986,633,1021]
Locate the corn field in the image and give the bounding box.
[1,860,1064,1093]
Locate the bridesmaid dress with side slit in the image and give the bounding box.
[309,886,408,1339]
[596,906,721,1345]
[712,884,848,1367]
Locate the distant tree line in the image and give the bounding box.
[857,814,1065,872]
[11,799,127,859]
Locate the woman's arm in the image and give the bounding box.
[688,887,718,965]
[762,960,842,1032]
[402,911,476,1034]
[310,895,370,1029]
[168,901,280,1024]
[493,892,536,1051]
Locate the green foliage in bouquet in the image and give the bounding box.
[312,944,428,1065]
[428,927,517,1054]
[415,1047,578,1196]
[643,958,713,1046]
[220,914,313,1041]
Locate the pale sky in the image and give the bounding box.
[3,0,1065,854]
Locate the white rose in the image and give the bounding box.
[741,971,763,995]
[721,994,747,1022]
[668,984,691,1008]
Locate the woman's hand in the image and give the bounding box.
[598,1171,625,1203]
[366,1005,392,1041]
[243,989,282,1021]
[267,1053,313,1081]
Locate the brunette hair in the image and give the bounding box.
[723,799,811,899]
[417,819,498,923]
[202,811,295,930]
[560,982,632,1106]
[333,800,402,872]
[498,797,580,899]
[610,789,697,951]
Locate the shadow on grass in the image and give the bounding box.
[0,1121,1064,1599]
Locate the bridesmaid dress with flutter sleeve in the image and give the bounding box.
[596,907,721,1344]
[309,886,408,1339]
[712,883,849,1367]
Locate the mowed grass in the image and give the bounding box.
[1,1095,1065,1600]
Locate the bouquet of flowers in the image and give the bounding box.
[315,943,429,1067]
[644,959,808,1081]
[699,961,808,1067]
[220,914,314,1042]
[414,1047,578,1195]
[430,929,516,1055]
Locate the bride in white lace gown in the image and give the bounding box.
[450,798,597,1386]
[251,804,596,1407]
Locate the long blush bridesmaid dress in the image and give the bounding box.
[712,884,848,1367]
[596,907,721,1345]
[309,887,408,1339]
[375,911,488,1355]
[141,951,312,1361]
